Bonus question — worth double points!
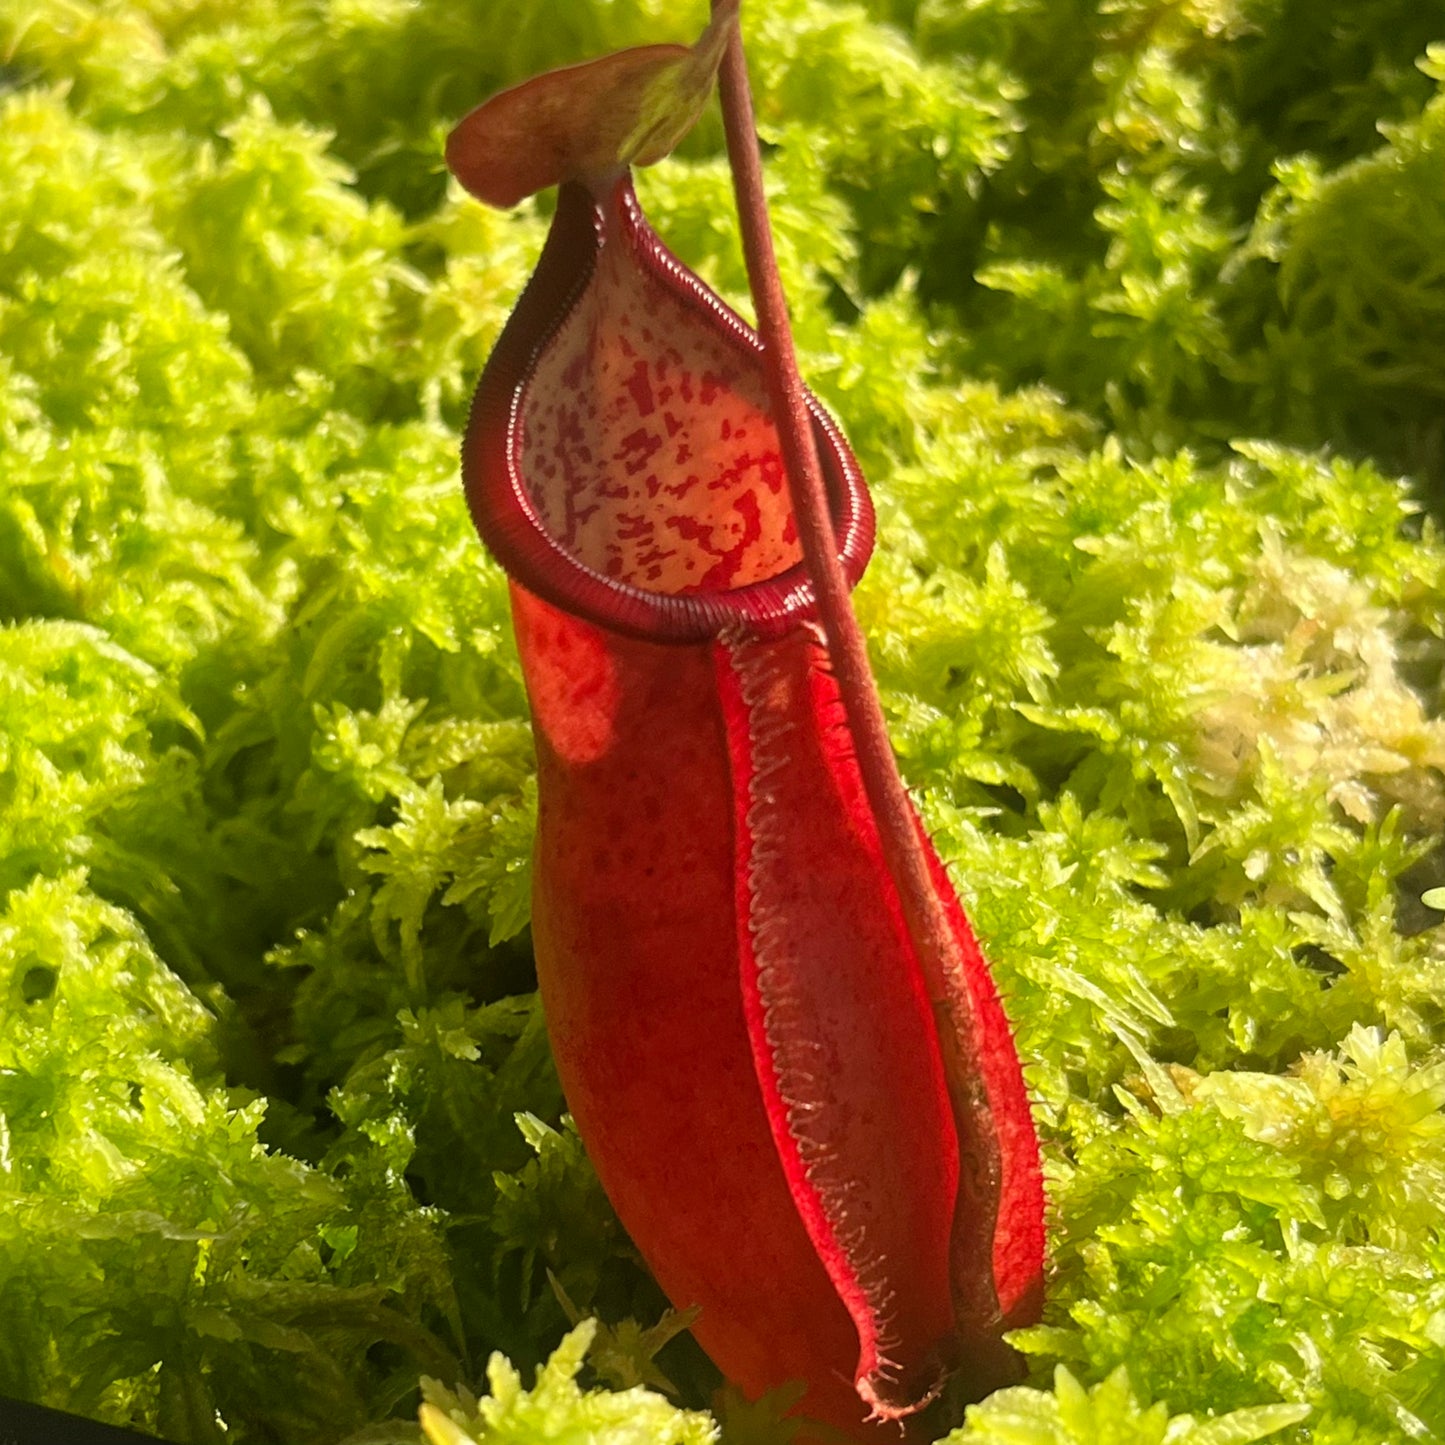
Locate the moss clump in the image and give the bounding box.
[0,0,1441,1441]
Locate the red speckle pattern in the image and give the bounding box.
[520,225,801,595]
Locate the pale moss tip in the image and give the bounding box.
[419,1402,477,1445]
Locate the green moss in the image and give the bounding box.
[0,0,1441,1441]
[946,1365,1310,1445]
[418,1323,716,1445]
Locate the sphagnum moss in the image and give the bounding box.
[0,1,1442,1442]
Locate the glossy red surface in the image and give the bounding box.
[461,171,1044,1435]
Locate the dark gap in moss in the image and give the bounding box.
[975,778,1031,820]
[822,273,862,326]
[1398,848,1445,938]
[20,964,56,1004]
[404,1170,435,1209]
[1293,943,1345,980]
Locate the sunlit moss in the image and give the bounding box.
[0,0,1441,1441]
